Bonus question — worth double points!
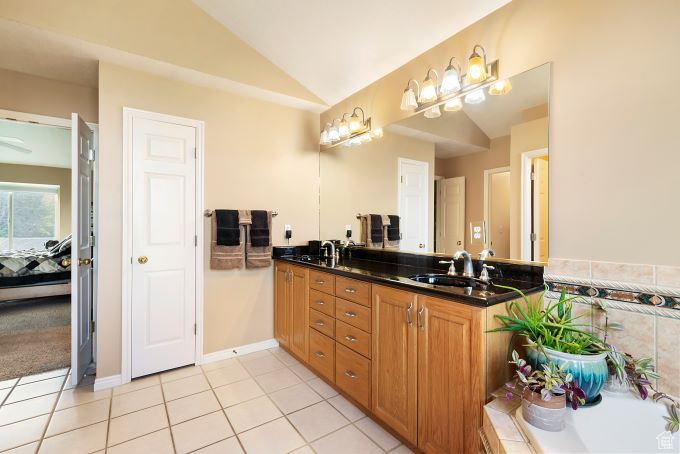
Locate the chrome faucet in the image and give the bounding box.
[321,240,336,260]
[453,250,474,278]
[478,248,495,283]
[479,248,495,261]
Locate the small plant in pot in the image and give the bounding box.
[508,350,585,432]
[489,286,608,404]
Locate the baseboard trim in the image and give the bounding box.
[201,338,279,364]
[94,374,122,391]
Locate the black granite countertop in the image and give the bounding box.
[274,247,544,307]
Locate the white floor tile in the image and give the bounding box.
[192,436,244,453]
[0,393,57,426]
[224,395,282,433]
[239,355,286,377]
[355,416,401,451]
[171,411,233,454]
[110,384,163,418]
[166,390,220,425]
[45,398,110,437]
[237,417,305,454]
[107,404,168,447]
[307,377,338,399]
[159,365,202,383]
[327,394,365,422]
[162,373,210,401]
[112,374,160,396]
[0,414,49,451]
[269,382,322,414]
[6,377,64,404]
[205,363,249,388]
[40,421,107,454]
[287,401,349,442]
[213,378,264,408]
[254,367,301,393]
[311,424,383,454]
[107,428,174,454]
[289,364,316,381]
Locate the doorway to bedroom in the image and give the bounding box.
[0,111,97,386]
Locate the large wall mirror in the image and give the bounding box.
[319,62,550,263]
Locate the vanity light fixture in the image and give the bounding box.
[440,57,462,94]
[400,80,419,111]
[464,88,486,104]
[443,97,463,112]
[319,125,330,145]
[466,44,488,84]
[348,107,366,132]
[338,114,350,139]
[424,105,441,119]
[418,69,439,103]
[488,79,512,95]
[328,120,340,142]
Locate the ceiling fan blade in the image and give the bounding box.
[0,143,32,154]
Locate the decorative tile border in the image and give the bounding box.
[545,280,679,310]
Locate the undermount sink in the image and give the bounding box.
[408,273,482,288]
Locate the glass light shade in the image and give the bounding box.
[418,77,437,103]
[400,88,418,111]
[443,97,463,112]
[488,79,512,95]
[349,113,362,131]
[440,67,461,94]
[319,129,330,145]
[464,89,486,104]
[424,105,441,119]
[328,124,340,141]
[466,54,488,84]
[338,119,350,138]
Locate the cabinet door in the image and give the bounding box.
[417,295,484,454]
[274,263,290,348]
[371,285,417,444]
[289,265,309,361]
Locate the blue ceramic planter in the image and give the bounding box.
[526,346,608,404]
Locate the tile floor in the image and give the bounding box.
[0,347,413,453]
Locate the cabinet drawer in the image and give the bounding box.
[309,329,334,382]
[335,343,371,408]
[310,270,335,295]
[336,320,371,359]
[309,308,335,338]
[335,276,371,306]
[310,289,335,317]
[335,298,371,333]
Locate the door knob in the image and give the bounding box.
[418,243,425,248]
[78,258,92,266]
[457,240,462,246]
[137,256,148,264]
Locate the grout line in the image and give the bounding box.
[35,368,71,452]
[105,426,168,450]
[200,363,246,454]
[158,379,178,453]
[103,378,114,453]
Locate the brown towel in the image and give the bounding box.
[245,210,272,268]
[361,215,384,249]
[384,215,400,249]
[210,215,244,269]
[238,209,252,225]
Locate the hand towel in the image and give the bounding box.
[367,214,384,248]
[215,210,240,246]
[245,210,272,268]
[385,215,400,249]
[210,213,244,270]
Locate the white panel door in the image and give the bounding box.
[533,158,549,262]
[436,177,465,254]
[399,158,429,252]
[131,117,197,378]
[71,114,94,386]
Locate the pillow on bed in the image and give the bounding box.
[49,235,72,255]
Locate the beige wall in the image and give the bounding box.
[0,164,72,239]
[0,68,98,122]
[97,62,319,377]
[321,0,680,266]
[436,136,510,254]
[509,117,549,259]
[319,131,435,250]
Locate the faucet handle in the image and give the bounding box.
[480,264,495,283]
[439,260,457,276]
[438,260,454,264]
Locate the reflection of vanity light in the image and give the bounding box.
[440,57,462,94]
[443,97,463,112]
[466,44,488,84]
[338,116,350,139]
[328,123,340,141]
[488,79,512,95]
[319,128,330,145]
[424,105,441,119]
[371,128,383,138]
[418,69,439,103]
[464,89,485,104]
[400,81,419,111]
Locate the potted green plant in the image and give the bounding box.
[489,286,608,403]
[507,350,585,432]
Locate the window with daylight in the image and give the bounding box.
[0,183,60,251]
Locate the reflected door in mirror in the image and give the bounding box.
[399,158,429,251]
[435,177,465,254]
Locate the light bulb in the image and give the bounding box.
[400,87,418,111]
[328,124,339,141]
[466,45,488,84]
[440,66,461,94]
[488,79,512,95]
[338,118,350,138]
[424,105,441,119]
[418,77,437,103]
[444,97,463,112]
[349,113,362,131]
[464,89,485,104]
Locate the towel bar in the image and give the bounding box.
[204,209,278,218]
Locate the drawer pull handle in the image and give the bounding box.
[344,311,358,318]
[315,280,325,285]
[314,300,325,306]
[314,351,325,358]
[344,335,358,343]
[344,370,357,379]
[314,320,325,327]
[344,288,357,294]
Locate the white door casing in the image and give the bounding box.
[130,115,197,378]
[436,177,465,254]
[398,158,429,252]
[71,113,94,386]
[520,148,548,261]
[533,158,549,262]
[483,167,510,256]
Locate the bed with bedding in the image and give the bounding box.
[0,236,71,301]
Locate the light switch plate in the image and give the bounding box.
[284,224,291,231]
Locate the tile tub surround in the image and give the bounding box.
[0,348,414,453]
[544,258,680,399]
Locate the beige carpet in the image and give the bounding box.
[0,296,71,381]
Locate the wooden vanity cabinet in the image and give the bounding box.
[274,262,308,360]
